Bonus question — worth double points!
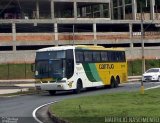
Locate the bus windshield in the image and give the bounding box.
[35,51,66,79]
[35,59,65,79]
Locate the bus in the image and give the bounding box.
[34,45,127,95]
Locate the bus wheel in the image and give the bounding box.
[115,76,120,88]
[74,80,83,94]
[48,90,56,95]
[110,77,115,88]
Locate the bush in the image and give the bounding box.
[128,59,160,76]
[0,63,34,79]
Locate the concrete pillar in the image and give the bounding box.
[54,23,58,46]
[132,0,137,20]
[122,0,126,19]
[100,4,104,18]
[93,23,97,45]
[51,0,54,19]
[74,2,77,18]
[12,23,16,51]
[150,0,155,20]
[117,0,121,19]
[110,0,114,19]
[36,0,39,19]
[129,23,133,48]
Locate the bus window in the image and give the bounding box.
[108,51,116,62]
[93,51,100,62]
[66,49,74,59]
[115,51,126,62]
[75,51,84,63]
[121,51,126,62]
[36,51,66,60]
[116,52,122,62]
[84,51,93,62]
[66,59,74,78]
[101,51,108,62]
[57,51,65,59]
[66,50,74,78]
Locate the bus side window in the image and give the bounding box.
[116,51,125,62]
[109,51,116,62]
[114,52,119,62]
[113,52,117,62]
[84,51,93,62]
[66,59,74,78]
[75,51,84,63]
[117,52,122,61]
[101,51,108,62]
[93,52,100,62]
[121,51,126,62]
[66,49,74,78]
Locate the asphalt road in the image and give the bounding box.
[0,81,160,123]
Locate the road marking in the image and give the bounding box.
[122,82,160,90]
[121,82,160,85]
[120,82,140,85]
[145,85,160,90]
[32,101,57,123]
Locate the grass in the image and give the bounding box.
[50,89,160,123]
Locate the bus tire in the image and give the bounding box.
[48,90,56,95]
[110,77,115,88]
[74,79,83,94]
[115,76,120,88]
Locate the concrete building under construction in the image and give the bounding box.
[0,0,160,63]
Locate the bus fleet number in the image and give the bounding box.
[99,64,114,69]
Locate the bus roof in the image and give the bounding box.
[36,45,125,52]
[75,45,125,51]
[37,46,75,52]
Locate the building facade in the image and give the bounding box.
[0,0,160,63]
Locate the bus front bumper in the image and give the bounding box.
[35,83,73,91]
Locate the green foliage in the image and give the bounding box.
[0,64,34,79]
[128,60,142,76]
[128,59,160,76]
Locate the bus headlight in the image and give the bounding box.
[58,78,67,83]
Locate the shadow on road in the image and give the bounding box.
[38,85,124,97]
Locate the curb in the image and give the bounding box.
[0,79,35,84]
[48,107,69,123]
[128,79,141,82]
[32,101,69,123]
[128,76,141,82]
[32,102,55,123]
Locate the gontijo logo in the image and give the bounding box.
[99,64,114,69]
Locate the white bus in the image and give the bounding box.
[34,45,127,95]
